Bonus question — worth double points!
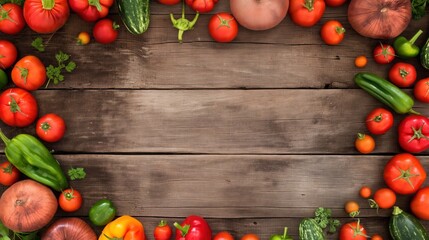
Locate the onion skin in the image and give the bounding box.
[0,179,57,232]
[348,0,411,39]
[41,218,97,240]
[230,0,289,31]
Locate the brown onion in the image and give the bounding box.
[0,179,57,232]
[230,0,289,31]
[41,218,97,240]
[348,0,411,39]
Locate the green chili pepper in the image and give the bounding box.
[0,129,68,192]
[270,227,293,240]
[170,0,199,43]
[89,199,117,226]
[393,29,424,59]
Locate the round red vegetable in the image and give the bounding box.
[154,220,172,240]
[372,188,396,209]
[384,153,426,195]
[373,43,395,64]
[339,220,368,240]
[0,179,58,232]
[0,161,20,186]
[398,115,429,153]
[23,0,70,34]
[68,0,114,22]
[41,217,97,240]
[414,78,429,103]
[0,3,25,35]
[214,231,234,240]
[208,12,238,43]
[325,0,346,7]
[93,18,119,44]
[389,62,417,88]
[365,107,393,135]
[320,20,345,45]
[11,55,47,91]
[59,188,83,212]
[411,187,429,220]
[0,40,17,69]
[186,0,218,13]
[0,87,38,127]
[158,0,181,4]
[289,0,325,27]
[36,113,66,142]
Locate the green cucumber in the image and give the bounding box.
[117,0,150,34]
[421,37,429,69]
[354,72,419,115]
[299,218,324,240]
[389,206,429,240]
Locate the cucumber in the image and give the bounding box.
[117,0,150,34]
[299,218,324,240]
[389,206,429,240]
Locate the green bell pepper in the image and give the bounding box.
[270,227,293,240]
[393,29,424,59]
[0,129,68,191]
[89,199,117,226]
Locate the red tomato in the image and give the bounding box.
[371,234,383,240]
[0,3,25,35]
[365,107,393,135]
[0,161,20,186]
[320,20,345,45]
[325,0,347,7]
[339,221,368,240]
[0,88,38,127]
[373,43,395,64]
[69,0,114,22]
[23,0,70,34]
[289,0,325,27]
[354,133,375,154]
[77,31,91,45]
[359,186,372,199]
[411,187,429,220]
[11,55,47,91]
[158,0,181,5]
[214,231,234,240]
[0,40,17,69]
[59,188,83,212]
[208,12,238,43]
[414,78,429,103]
[398,115,429,153]
[154,220,172,240]
[372,188,396,209]
[388,62,417,87]
[93,18,119,44]
[36,113,66,142]
[186,0,219,13]
[241,234,259,240]
[384,153,426,195]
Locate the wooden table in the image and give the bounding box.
[1,1,429,239]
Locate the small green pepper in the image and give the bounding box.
[393,29,424,59]
[270,227,293,240]
[89,199,116,226]
[170,0,199,43]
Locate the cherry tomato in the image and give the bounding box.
[339,220,368,240]
[241,233,259,240]
[372,188,396,209]
[354,55,367,68]
[354,133,375,154]
[373,43,395,64]
[0,40,17,69]
[158,0,181,5]
[208,12,238,43]
[11,55,47,91]
[320,20,345,45]
[0,161,20,186]
[411,187,429,220]
[154,220,172,240]
[371,234,383,240]
[93,18,119,44]
[77,31,91,45]
[36,113,66,143]
[365,108,394,135]
[388,62,417,87]
[359,186,372,199]
[59,188,83,212]
[289,0,325,27]
[344,200,359,217]
[0,88,38,127]
[214,231,234,240]
[325,0,347,7]
[414,78,429,103]
[0,3,25,35]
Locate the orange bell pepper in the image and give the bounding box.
[99,215,146,240]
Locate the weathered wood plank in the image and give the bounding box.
[1,4,427,89]
[2,89,423,154]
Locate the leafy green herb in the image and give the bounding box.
[46,51,76,87]
[412,0,428,20]
[31,37,45,52]
[0,0,24,6]
[313,207,340,234]
[68,167,86,180]
[0,221,11,240]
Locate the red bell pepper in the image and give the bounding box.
[185,0,218,13]
[174,215,212,240]
[398,115,429,153]
[68,0,114,22]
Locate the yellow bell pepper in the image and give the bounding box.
[99,215,146,240]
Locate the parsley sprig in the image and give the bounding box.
[68,167,86,180]
[46,51,76,88]
[31,37,45,52]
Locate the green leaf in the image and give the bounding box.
[412,0,428,19]
[31,37,45,52]
[68,167,86,180]
[56,51,70,63]
[0,0,24,6]
[65,61,76,72]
